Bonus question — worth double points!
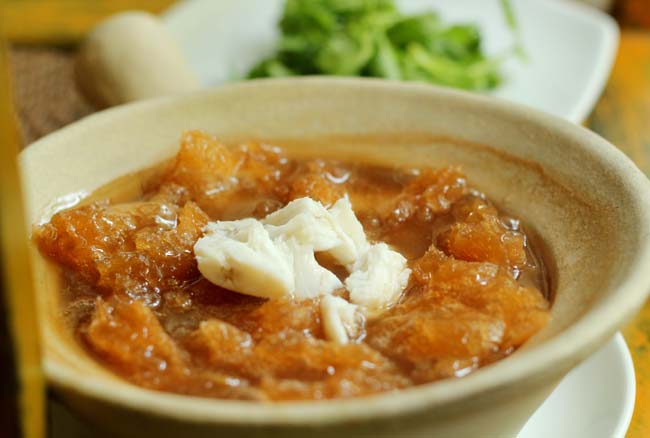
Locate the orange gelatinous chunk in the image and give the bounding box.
[165,132,290,217]
[255,334,410,400]
[85,297,186,388]
[411,246,550,350]
[133,201,209,281]
[437,197,527,269]
[87,298,267,400]
[232,142,289,193]
[389,166,468,224]
[184,318,409,400]
[37,201,138,284]
[279,160,345,206]
[165,131,239,206]
[366,299,504,381]
[184,319,253,375]
[245,298,325,340]
[37,199,208,306]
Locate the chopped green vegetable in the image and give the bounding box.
[406,43,501,90]
[316,29,375,75]
[248,59,297,78]
[247,0,519,91]
[500,0,527,61]
[366,35,402,80]
[500,0,518,31]
[387,12,441,48]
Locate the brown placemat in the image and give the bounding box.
[9,48,97,436]
[9,46,94,146]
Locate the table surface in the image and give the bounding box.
[2,1,650,437]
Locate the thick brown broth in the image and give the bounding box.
[36,131,550,401]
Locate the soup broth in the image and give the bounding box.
[35,131,550,401]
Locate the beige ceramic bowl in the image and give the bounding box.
[20,79,650,437]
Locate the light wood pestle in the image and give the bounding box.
[76,11,200,108]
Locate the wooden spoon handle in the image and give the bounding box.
[76,11,200,108]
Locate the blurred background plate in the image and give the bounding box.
[162,0,619,122]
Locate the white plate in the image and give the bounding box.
[519,333,635,438]
[162,0,619,122]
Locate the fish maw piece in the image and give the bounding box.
[194,219,294,299]
[498,294,549,349]
[231,142,289,193]
[35,199,190,302]
[259,365,410,401]
[411,245,447,285]
[319,367,410,400]
[410,357,480,382]
[254,332,397,382]
[366,300,505,377]
[91,201,207,305]
[345,243,411,311]
[183,370,267,401]
[262,197,358,266]
[390,166,468,223]
[85,297,185,387]
[321,295,363,344]
[247,298,324,340]
[184,319,253,376]
[281,160,345,206]
[410,247,549,350]
[165,131,239,215]
[406,167,467,213]
[279,239,343,300]
[438,198,527,269]
[147,182,191,206]
[134,201,209,281]
[35,201,144,284]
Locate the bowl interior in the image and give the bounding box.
[20,78,650,424]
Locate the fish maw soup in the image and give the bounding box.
[35,131,550,401]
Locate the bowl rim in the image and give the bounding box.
[23,77,650,426]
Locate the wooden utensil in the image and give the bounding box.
[76,11,200,108]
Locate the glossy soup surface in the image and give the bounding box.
[35,131,550,401]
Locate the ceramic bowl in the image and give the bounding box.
[20,79,650,437]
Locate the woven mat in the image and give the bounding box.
[10,47,94,147]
